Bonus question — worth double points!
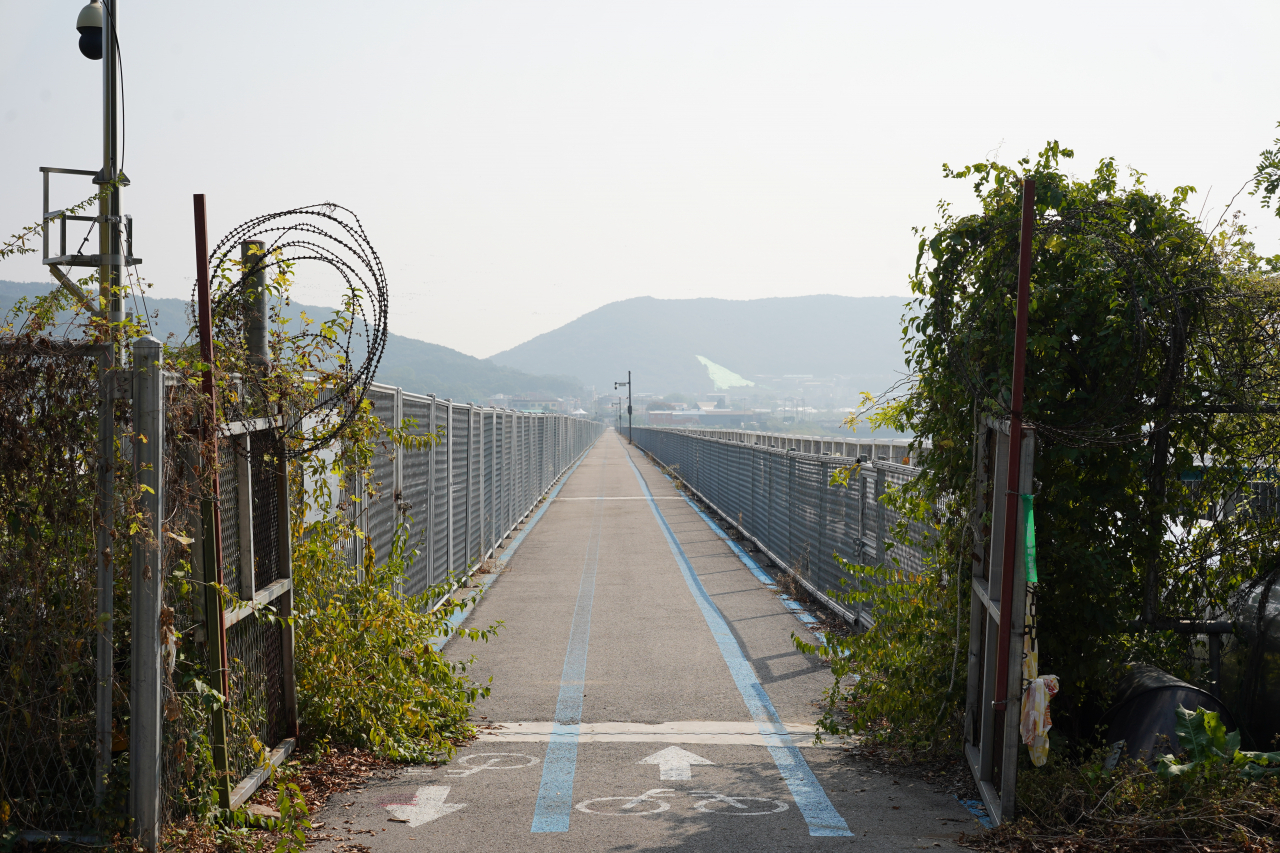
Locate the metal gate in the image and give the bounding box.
[963,418,1035,824]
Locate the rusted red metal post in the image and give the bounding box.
[194,194,232,808]
[994,178,1036,712]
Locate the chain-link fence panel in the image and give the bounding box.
[0,341,113,839]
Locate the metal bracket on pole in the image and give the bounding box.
[48,264,101,315]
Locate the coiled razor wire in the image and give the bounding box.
[197,203,388,459]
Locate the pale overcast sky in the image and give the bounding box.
[2,1,1278,358]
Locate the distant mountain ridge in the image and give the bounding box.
[489,294,911,398]
[0,280,583,403]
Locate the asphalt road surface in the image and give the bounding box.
[310,430,977,852]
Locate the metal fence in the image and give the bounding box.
[0,340,113,844]
[1,334,601,849]
[359,385,604,596]
[630,426,933,628]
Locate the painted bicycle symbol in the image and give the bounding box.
[689,790,789,815]
[573,789,790,817]
[444,753,540,777]
[575,788,674,815]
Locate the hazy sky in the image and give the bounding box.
[3,1,1278,358]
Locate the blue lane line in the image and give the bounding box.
[621,441,853,837]
[531,448,608,833]
[658,468,822,630]
[430,442,598,653]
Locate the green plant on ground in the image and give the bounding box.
[988,741,1280,850]
[1156,706,1280,781]
[290,430,499,761]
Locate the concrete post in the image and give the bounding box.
[242,240,269,369]
[130,335,164,850]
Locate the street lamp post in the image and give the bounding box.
[614,371,631,444]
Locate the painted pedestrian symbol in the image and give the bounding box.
[575,788,675,815]
[445,752,539,777]
[384,786,466,826]
[690,790,789,815]
[638,746,713,781]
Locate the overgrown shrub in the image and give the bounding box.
[797,484,966,756]
[806,141,1280,758]
[290,412,496,762]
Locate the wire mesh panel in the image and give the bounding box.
[468,408,481,565]
[0,342,109,837]
[364,386,398,567]
[206,418,297,814]
[224,612,289,782]
[880,461,932,576]
[450,406,469,576]
[218,438,244,600]
[401,395,435,596]
[249,435,284,590]
[631,426,931,628]
[519,415,530,512]
[483,412,495,552]
[431,403,450,586]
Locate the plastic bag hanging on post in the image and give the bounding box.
[1022,493,1037,584]
[1019,496,1056,767]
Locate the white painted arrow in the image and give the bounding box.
[385,786,466,826]
[638,746,714,781]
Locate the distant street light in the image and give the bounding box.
[614,371,632,444]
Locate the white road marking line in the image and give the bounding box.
[555,496,685,501]
[476,721,848,747]
[639,746,714,781]
[383,786,465,826]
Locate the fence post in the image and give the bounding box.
[242,240,268,369]
[130,336,164,850]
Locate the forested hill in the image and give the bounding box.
[489,294,911,397]
[0,280,583,403]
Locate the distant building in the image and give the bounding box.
[647,408,750,427]
[508,396,571,414]
[646,410,701,426]
[697,410,751,427]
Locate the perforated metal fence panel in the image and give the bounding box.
[468,409,481,566]
[401,395,435,596]
[365,387,398,567]
[356,385,604,598]
[631,426,933,628]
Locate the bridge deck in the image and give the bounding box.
[312,431,975,851]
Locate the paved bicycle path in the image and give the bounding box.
[310,431,974,851]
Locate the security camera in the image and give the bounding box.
[77,1,103,60]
